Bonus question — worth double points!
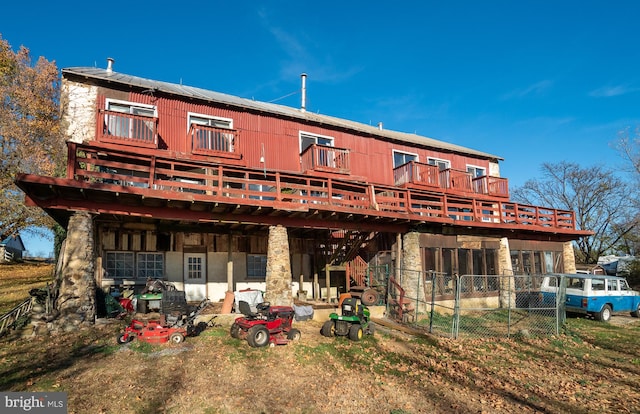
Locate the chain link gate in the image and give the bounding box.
[383,270,563,339]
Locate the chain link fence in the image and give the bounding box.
[381,268,564,339]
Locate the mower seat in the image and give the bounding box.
[341,298,358,317]
[238,300,258,319]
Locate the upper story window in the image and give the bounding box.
[104,99,156,144]
[427,157,450,170]
[299,131,333,153]
[188,113,235,154]
[393,150,417,168]
[467,165,486,177]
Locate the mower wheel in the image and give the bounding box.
[169,332,185,344]
[321,320,336,337]
[230,322,240,339]
[247,325,270,347]
[367,321,375,335]
[287,328,301,341]
[349,324,363,341]
[116,333,134,345]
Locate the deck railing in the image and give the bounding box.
[189,124,239,157]
[393,161,440,188]
[0,298,32,337]
[300,144,350,175]
[97,110,158,148]
[393,161,509,198]
[67,142,577,231]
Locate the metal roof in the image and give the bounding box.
[62,66,503,161]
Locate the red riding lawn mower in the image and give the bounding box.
[230,301,301,347]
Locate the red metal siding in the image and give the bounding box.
[118,91,491,187]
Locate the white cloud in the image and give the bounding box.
[589,84,640,97]
[501,80,553,100]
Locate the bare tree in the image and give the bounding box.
[0,35,65,239]
[512,162,633,263]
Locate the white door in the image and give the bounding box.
[184,253,207,301]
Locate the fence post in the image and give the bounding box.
[429,271,436,334]
[507,274,512,337]
[453,273,460,339]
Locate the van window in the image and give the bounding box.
[591,279,605,290]
[567,278,584,289]
[606,279,618,292]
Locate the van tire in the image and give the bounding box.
[631,303,640,318]
[595,304,612,322]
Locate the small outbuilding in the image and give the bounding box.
[0,234,26,263]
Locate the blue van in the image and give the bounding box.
[540,274,640,322]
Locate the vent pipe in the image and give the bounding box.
[106,57,115,74]
[300,73,307,113]
[378,122,383,130]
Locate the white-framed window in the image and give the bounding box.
[105,99,156,141]
[188,112,234,153]
[137,252,164,279]
[427,157,451,170]
[188,113,233,130]
[247,254,267,279]
[393,150,418,168]
[467,165,486,177]
[104,251,165,280]
[105,251,135,279]
[186,255,204,280]
[299,131,334,153]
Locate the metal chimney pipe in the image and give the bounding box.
[106,57,115,74]
[300,73,307,113]
[378,122,383,130]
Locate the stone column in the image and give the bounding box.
[264,225,293,306]
[401,231,425,304]
[562,241,577,273]
[497,237,515,308]
[55,211,96,329]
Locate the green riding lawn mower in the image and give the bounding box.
[321,297,374,341]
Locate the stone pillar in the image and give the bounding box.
[55,211,96,329]
[497,237,515,308]
[401,232,425,304]
[562,241,577,273]
[264,225,293,306]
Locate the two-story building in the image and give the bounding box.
[16,59,590,314]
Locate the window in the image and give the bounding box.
[427,157,450,170]
[188,113,234,153]
[186,255,204,280]
[105,99,156,142]
[104,251,165,280]
[137,253,164,279]
[466,165,486,178]
[393,150,417,168]
[105,252,135,279]
[300,131,335,169]
[299,131,333,153]
[247,254,267,279]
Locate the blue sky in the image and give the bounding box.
[3,1,640,255]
